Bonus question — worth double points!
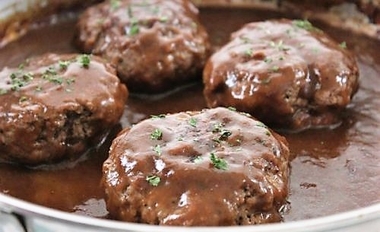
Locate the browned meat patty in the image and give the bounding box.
[203,19,359,131]
[103,107,290,226]
[282,0,380,23]
[75,0,211,93]
[0,53,128,165]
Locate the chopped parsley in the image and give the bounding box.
[255,122,268,129]
[9,71,34,91]
[239,36,251,44]
[59,60,72,70]
[150,128,163,140]
[292,19,320,32]
[111,0,121,10]
[212,122,223,133]
[151,114,166,119]
[129,24,140,35]
[339,41,347,49]
[244,48,253,57]
[159,16,168,23]
[42,67,64,85]
[77,54,91,68]
[192,156,203,163]
[153,144,162,155]
[189,117,197,127]
[269,65,280,72]
[146,175,160,186]
[269,40,289,52]
[264,57,273,63]
[65,78,75,85]
[128,18,140,36]
[2,57,80,95]
[19,96,28,103]
[35,85,43,92]
[210,153,228,170]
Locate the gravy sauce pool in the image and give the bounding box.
[0,6,379,223]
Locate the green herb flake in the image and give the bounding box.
[19,96,28,103]
[59,60,72,70]
[269,65,280,72]
[129,24,140,35]
[18,63,25,70]
[78,54,91,68]
[128,18,140,36]
[255,122,268,129]
[111,0,121,10]
[9,71,34,91]
[240,36,251,44]
[49,76,64,85]
[269,40,289,51]
[192,155,203,163]
[43,67,57,76]
[244,48,253,57]
[228,106,237,111]
[292,19,319,32]
[151,114,166,119]
[264,57,273,63]
[189,117,197,127]
[146,175,160,186]
[66,78,75,85]
[150,128,163,140]
[0,89,7,95]
[159,16,168,23]
[35,85,43,92]
[153,144,162,155]
[212,122,223,133]
[339,41,347,49]
[210,153,228,170]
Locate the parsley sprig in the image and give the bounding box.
[151,128,163,140]
[77,54,91,68]
[292,19,320,32]
[189,117,197,127]
[146,175,160,186]
[210,153,228,170]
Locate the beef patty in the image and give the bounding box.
[203,19,359,131]
[103,107,290,226]
[75,0,211,93]
[0,53,128,165]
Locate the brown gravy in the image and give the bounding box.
[0,6,379,222]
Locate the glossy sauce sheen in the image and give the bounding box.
[103,107,289,225]
[203,19,358,130]
[0,53,127,164]
[0,7,379,222]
